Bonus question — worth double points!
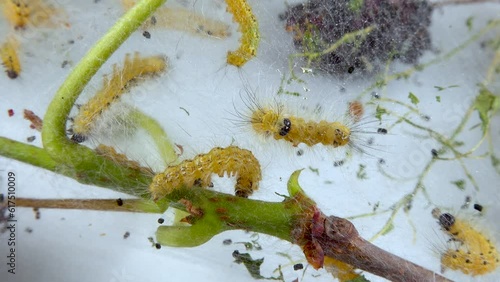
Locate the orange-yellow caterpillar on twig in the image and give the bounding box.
[121,0,230,38]
[70,52,168,143]
[225,0,260,67]
[434,209,500,276]
[0,36,21,79]
[149,146,261,200]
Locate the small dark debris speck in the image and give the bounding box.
[474,204,483,212]
[25,227,33,233]
[377,128,387,134]
[33,208,40,219]
[116,198,123,206]
[293,263,304,270]
[296,149,303,156]
[8,109,14,117]
[223,239,232,245]
[142,31,151,39]
[123,231,130,239]
[333,160,345,167]
[157,218,165,224]
[155,243,161,249]
[27,136,36,142]
[61,60,70,68]
[431,149,438,157]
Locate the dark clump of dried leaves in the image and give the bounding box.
[282,0,433,76]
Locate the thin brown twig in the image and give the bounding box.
[14,198,160,213]
[317,214,453,282]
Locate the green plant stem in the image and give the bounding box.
[0,137,58,172]
[129,109,178,165]
[158,188,298,244]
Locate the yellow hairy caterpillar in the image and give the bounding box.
[95,144,154,176]
[249,105,351,148]
[0,36,21,79]
[253,108,350,147]
[225,0,260,67]
[324,257,361,282]
[1,0,67,30]
[2,0,29,29]
[149,146,261,201]
[71,53,167,142]
[121,0,230,38]
[434,210,500,276]
[234,93,385,156]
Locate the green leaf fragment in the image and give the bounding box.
[408,92,420,105]
[434,85,459,91]
[466,16,474,31]
[375,105,387,122]
[356,164,368,180]
[451,179,466,190]
[308,166,319,175]
[491,154,500,174]
[474,87,499,132]
[436,96,441,102]
[348,0,364,13]
[233,251,281,280]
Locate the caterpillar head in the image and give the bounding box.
[331,122,351,147]
[250,107,281,137]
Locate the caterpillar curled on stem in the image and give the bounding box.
[149,146,261,201]
[225,0,260,67]
[433,208,500,276]
[70,52,168,143]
